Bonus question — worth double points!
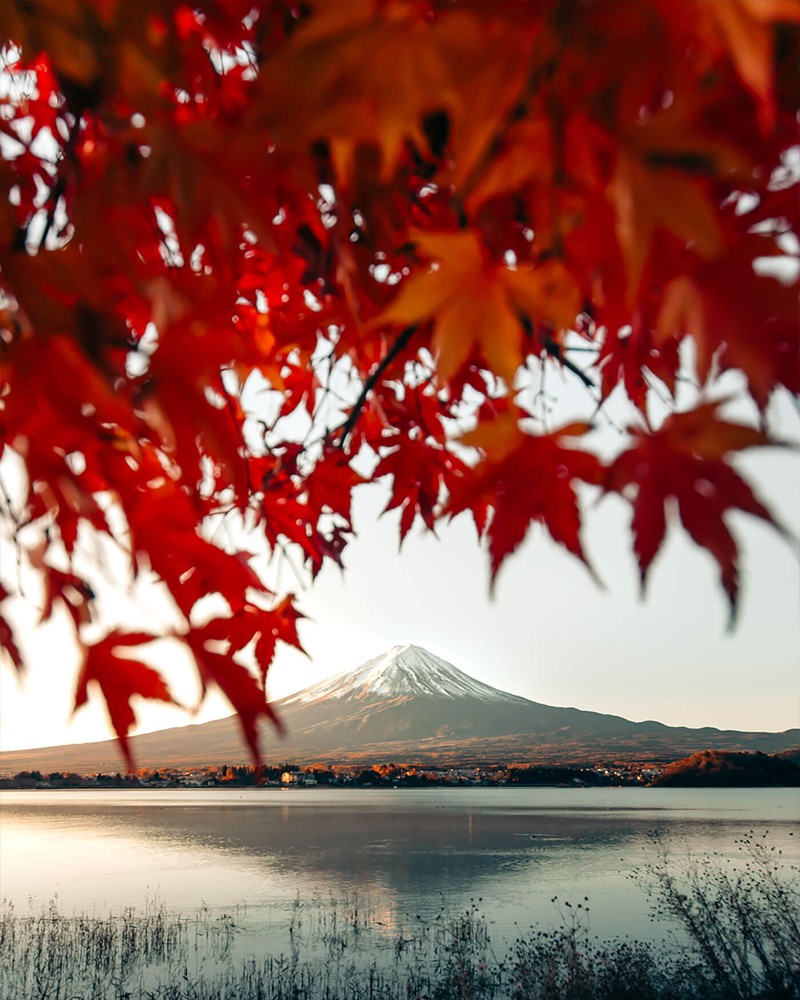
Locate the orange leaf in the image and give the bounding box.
[656,255,799,407]
[370,231,581,384]
[252,4,479,182]
[612,151,724,295]
[701,0,798,132]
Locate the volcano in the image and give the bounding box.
[1,644,797,771]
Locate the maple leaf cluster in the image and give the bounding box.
[0,0,797,766]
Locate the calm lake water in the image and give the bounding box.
[1,787,797,948]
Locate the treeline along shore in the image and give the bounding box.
[3,750,798,790]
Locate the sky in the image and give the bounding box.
[1,354,798,754]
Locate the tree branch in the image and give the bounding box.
[543,336,595,389]
[334,325,417,449]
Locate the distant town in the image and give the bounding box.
[2,750,798,789]
[0,761,666,789]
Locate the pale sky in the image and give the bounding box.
[1,364,798,753]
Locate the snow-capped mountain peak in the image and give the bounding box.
[280,644,523,705]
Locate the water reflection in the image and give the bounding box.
[1,788,795,942]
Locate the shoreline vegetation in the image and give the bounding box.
[2,833,798,1000]
[2,750,798,791]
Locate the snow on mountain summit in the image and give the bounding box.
[280,644,523,705]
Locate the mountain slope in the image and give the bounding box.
[1,645,797,772]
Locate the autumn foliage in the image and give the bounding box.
[0,1,797,766]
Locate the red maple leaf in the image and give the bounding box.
[605,401,787,622]
[598,324,680,412]
[446,418,603,588]
[131,509,267,618]
[39,566,95,630]
[304,449,364,527]
[185,631,283,767]
[0,612,24,674]
[74,631,177,771]
[374,436,467,544]
[190,594,306,686]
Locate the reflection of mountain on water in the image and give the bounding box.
[2,795,769,908]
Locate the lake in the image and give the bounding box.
[2,786,797,952]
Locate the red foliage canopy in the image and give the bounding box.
[0,0,797,764]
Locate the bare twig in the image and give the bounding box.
[542,337,595,389]
[218,371,257,500]
[334,325,417,448]
[0,472,26,597]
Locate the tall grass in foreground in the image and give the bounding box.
[636,831,800,999]
[2,833,797,1000]
[0,897,236,1000]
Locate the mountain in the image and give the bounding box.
[280,645,521,703]
[1,644,797,772]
